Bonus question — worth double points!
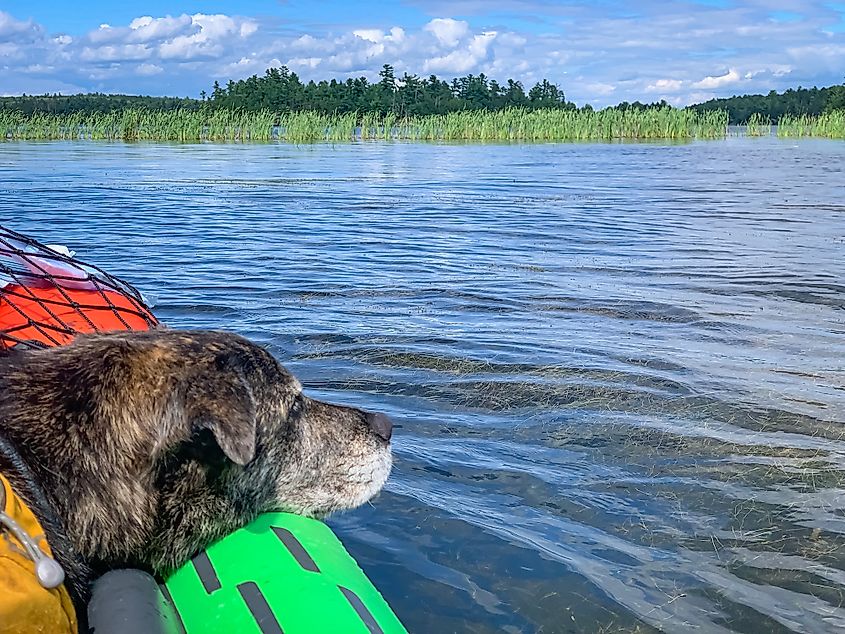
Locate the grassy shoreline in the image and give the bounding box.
[0,107,730,142]
[777,110,845,138]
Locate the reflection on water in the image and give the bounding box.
[2,138,844,633]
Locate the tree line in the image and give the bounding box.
[0,65,571,116]
[690,83,845,124]
[0,93,201,115]
[1,64,842,121]
[211,64,572,114]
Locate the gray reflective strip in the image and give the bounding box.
[272,526,320,573]
[237,581,284,634]
[338,586,385,634]
[191,552,221,594]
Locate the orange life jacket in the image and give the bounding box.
[0,284,156,350]
[0,473,78,634]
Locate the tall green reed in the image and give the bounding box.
[0,107,731,142]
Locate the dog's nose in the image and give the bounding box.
[365,411,393,442]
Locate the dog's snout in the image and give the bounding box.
[365,411,393,442]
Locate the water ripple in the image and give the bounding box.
[3,138,844,633]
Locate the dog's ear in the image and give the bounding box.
[182,353,256,466]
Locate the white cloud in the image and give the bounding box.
[287,57,322,69]
[158,14,257,61]
[353,27,406,45]
[785,42,845,69]
[127,15,192,43]
[646,79,684,92]
[423,29,497,73]
[583,82,616,97]
[136,63,163,76]
[469,32,497,58]
[354,29,384,43]
[75,13,258,63]
[89,24,120,44]
[424,18,469,47]
[291,34,318,49]
[692,68,741,89]
[0,11,39,39]
[423,50,476,73]
[240,22,258,38]
[23,63,53,74]
[80,44,152,62]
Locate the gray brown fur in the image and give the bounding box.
[0,329,392,616]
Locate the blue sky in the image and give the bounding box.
[1,0,844,106]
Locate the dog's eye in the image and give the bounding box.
[289,393,304,417]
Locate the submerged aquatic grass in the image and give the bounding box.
[0,107,729,142]
[777,110,845,139]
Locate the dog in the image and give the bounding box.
[0,329,393,621]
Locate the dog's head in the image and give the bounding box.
[2,329,392,574]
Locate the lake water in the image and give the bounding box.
[1,138,844,633]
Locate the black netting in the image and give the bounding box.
[0,225,158,350]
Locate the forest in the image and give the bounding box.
[1,65,623,116]
[690,83,845,123]
[1,65,842,133]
